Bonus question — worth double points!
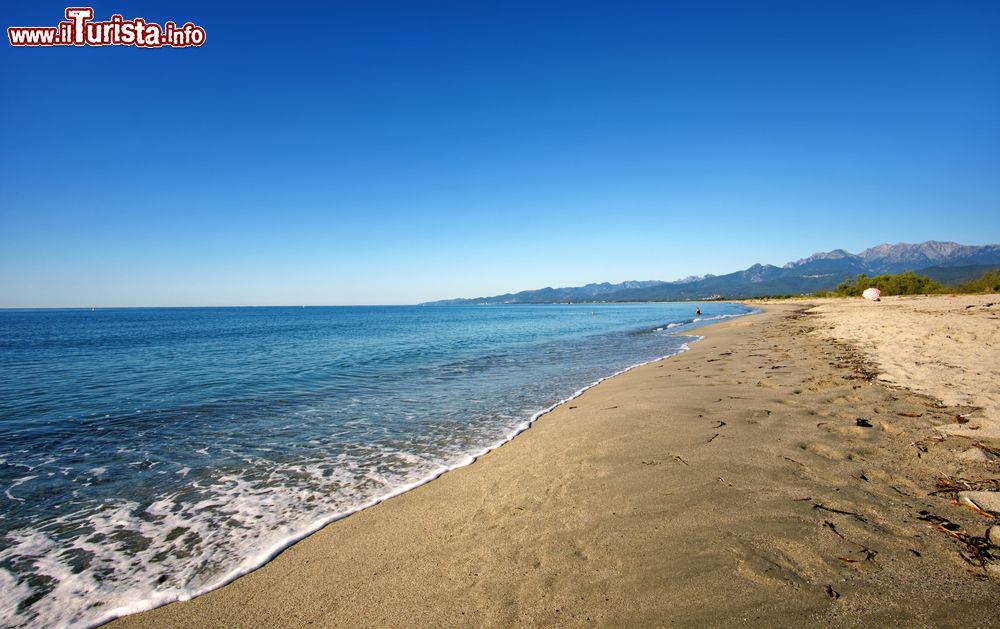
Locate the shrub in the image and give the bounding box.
[835,272,945,297]
[957,269,1000,293]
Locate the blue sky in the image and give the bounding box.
[2,1,998,306]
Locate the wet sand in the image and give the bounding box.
[111,302,1000,627]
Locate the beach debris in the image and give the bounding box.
[919,511,960,530]
[706,433,721,444]
[910,433,947,453]
[919,511,998,568]
[825,584,840,599]
[855,418,873,428]
[931,477,1000,496]
[712,420,727,428]
[824,520,878,563]
[837,548,878,563]
[897,411,924,418]
[957,491,1000,516]
[839,353,879,381]
[823,520,844,537]
[812,502,868,523]
[862,287,881,301]
[671,455,689,466]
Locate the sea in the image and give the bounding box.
[0,302,752,627]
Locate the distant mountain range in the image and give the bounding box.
[421,241,1000,304]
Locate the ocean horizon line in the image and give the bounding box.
[0,300,717,312]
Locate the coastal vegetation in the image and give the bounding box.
[829,267,1000,297]
[957,268,1000,293]
[834,271,945,296]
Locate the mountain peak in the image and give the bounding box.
[860,241,961,261]
[421,241,1000,304]
[853,241,1000,272]
[784,248,856,268]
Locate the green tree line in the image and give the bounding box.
[831,268,1000,297]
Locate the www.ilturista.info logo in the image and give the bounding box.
[8,7,205,48]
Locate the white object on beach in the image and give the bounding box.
[862,287,881,301]
[958,491,1000,515]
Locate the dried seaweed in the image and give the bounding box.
[918,511,998,568]
[930,477,1000,496]
[838,352,879,382]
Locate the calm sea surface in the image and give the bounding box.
[0,303,751,627]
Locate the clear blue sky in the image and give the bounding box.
[2,1,998,306]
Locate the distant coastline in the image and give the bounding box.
[422,241,1000,305]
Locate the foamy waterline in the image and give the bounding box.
[84,309,756,627]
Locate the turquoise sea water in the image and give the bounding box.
[0,302,751,627]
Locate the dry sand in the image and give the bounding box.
[111,301,1000,628]
[808,294,1000,440]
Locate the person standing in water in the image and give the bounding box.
[695,307,701,316]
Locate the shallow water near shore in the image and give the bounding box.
[0,302,750,627]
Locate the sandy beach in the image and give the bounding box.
[111,298,1000,627]
[809,294,1000,440]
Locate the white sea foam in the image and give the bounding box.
[4,476,36,502]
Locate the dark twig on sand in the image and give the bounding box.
[812,502,868,523]
[824,521,878,562]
